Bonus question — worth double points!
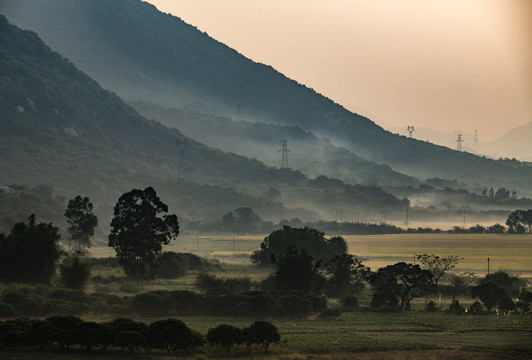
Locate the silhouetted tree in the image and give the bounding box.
[64,195,98,253]
[251,226,344,266]
[0,215,61,284]
[370,262,433,311]
[471,282,506,313]
[506,209,532,233]
[207,324,242,354]
[273,245,316,292]
[108,187,179,286]
[416,254,461,296]
[59,254,92,290]
[324,253,369,297]
[244,321,280,353]
[148,319,202,354]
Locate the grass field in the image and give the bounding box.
[1,311,531,359]
[70,232,532,359]
[90,232,532,278]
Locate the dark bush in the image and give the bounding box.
[49,289,91,304]
[0,302,16,318]
[468,301,483,315]
[59,255,92,290]
[318,307,342,319]
[132,291,176,316]
[426,300,438,313]
[45,315,83,349]
[371,290,399,311]
[153,252,190,279]
[342,295,359,309]
[448,299,464,315]
[196,273,252,292]
[278,295,313,318]
[310,295,328,313]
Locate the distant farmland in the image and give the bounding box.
[90,233,532,279]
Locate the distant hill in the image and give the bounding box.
[491,121,532,161]
[0,15,410,225]
[379,121,532,162]
[2,0,532,197]
[132,101,419,187]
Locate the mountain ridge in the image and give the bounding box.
[2,0,531,196]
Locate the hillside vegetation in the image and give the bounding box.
[2,0,532,196]
[0,15,408,226]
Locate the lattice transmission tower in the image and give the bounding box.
[279,140,290,169]
[407,125,415,138]
[456,134,463,152]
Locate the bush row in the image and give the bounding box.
[0,286,326,319]
[131,289,327,318]
[0,316,280,354]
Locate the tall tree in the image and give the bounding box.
[370,262,433,311]
[416,254,462,296]
[108,187,179,286]
[0,214,61,284]
[273,245,316,292]
[64,195,98,253]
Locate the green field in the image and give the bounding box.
[36,232,528,359]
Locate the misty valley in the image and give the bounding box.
[1,1,532,359]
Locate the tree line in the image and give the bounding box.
[0,316,280,355]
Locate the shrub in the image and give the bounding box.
[0,302,16,318]
[132,291,176,316]
[448,299,464,315]
[342,295,359,309]
[153,252,190,279]
[278,295,313,318]
[371,290,399,311]
[426,300,438,313]
[318,307,342,319]
[196,273,252,293]
[310,295,328,313]
[468,301,483,315]
[59,255,92,290]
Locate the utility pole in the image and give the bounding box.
[487,257,490,275]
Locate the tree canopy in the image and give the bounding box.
[370,262,433,311]
[251,226,346,266]
[108,187,179,286]
[0,214,61,284]
[64,195,98,253]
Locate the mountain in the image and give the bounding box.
[131,100,419,187]
[491,121,532,161]
[2,0,532,197]
[0,15,410,226]
[379,121,532,162]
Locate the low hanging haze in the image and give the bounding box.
[147,0,532,141]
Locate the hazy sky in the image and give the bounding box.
[147,0,531,141]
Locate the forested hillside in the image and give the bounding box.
[2,0,531,196]
[0,15,409,225]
